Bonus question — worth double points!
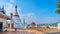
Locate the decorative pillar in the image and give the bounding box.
[10,13,13,31]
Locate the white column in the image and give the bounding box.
[10,20,12,31]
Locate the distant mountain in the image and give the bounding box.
[38,22,60,26]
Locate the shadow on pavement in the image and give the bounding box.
[46,32,60,34]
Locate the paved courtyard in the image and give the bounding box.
[0,29,45,34]
[0,31,35,34]
[46,32,60,34]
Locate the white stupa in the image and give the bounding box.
[58,23,60,30]
[12,5,22,28]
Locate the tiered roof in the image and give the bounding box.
[0,7,11,20]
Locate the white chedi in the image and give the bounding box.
[12,5,23,28]
[12,16,23,28]
[58,23,60,30]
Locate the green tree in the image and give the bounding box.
[57,0,60,14]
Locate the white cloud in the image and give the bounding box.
[0,0,60,24]
[35,17,60,24]
[10,0,14,3]
[20,13,60,24]
[0,0,20,15]
[0,0,16,15]
[0,0,21,16]
[0,0,36,24]
[4,3,15,15]
[19,13,35,24]
[20,13,34,16]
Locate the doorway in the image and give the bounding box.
[0,22,3,32]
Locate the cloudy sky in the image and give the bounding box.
[0,0,60,24]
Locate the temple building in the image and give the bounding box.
[27,22,37,28]
[0,5,28,32]
[0,7,11,31]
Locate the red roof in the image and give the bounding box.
[13,14,19,16]
[31,22,36,25]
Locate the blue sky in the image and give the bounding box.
[0,0,60,24]
[17,0,58,17]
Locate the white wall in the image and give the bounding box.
[58,23,60,30]
[13,16,23,28]
[0,18,3,22]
